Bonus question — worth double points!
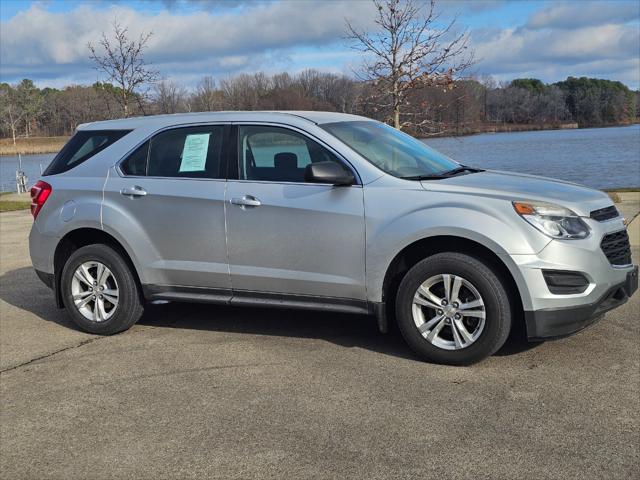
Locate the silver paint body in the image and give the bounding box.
[29,111,635,318]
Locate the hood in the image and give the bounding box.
[420,170,612,217]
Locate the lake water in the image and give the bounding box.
[1,125,638,191]
[0,153,53,192]
[425,125,640,189]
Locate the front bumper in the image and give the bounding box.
[525,266,638,340]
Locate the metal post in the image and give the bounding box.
[15,153,28,193]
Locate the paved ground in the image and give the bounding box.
[1,209,638,480]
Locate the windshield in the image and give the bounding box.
[322,121,459,178]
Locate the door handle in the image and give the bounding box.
[231,195,261,208]
[120,185,147,197]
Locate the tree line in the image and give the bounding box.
[1,73,637,139]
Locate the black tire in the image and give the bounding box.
[61,244,144,335]
[395,252,512,365]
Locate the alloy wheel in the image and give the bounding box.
[411,273,486,350]
[70,261,119,322]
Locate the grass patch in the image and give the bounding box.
[0,136,68,156]
[0,200,31,212]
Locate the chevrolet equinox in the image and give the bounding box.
[29,111,638,365]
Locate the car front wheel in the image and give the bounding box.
[395,252,512,365]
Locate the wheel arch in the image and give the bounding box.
[380,235,528,333]
[53,228,143,308]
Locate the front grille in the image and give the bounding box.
[590,205,619,222]
[601,230,632,266]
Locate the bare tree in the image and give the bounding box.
[153,80,188,114]
[0,80,45,141]
[16,79,43,137]
[192,76,222,111]
[88,21,159,117]
[346,0,473,130]
[0,87,24,146]
[0,84,24,145]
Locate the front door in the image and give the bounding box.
[225,124,366,300]
[104,124,231,290]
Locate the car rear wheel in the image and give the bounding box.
[61,244,144,335]
[395,252,512,365]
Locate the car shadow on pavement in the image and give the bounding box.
[0,266,84,332]
[138,301,420,360]
[0,266,541,361]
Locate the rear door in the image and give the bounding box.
[103,124,231,291]
[225,124,366,300]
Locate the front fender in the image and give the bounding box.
[364,200,548,310]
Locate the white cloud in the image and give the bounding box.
[472,4,640,89]
[0,1,376,85]
[526,0,640,30]
[475,23,639,65]
[1,0,638,89]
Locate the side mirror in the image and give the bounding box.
[304,161,355,186]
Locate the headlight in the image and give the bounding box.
[513,201,590,239]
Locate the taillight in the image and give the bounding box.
[30,180,52,219]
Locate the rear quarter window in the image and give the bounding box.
[44,130,131,175]
[120,141,149,176]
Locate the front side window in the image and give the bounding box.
[322,121,459,179]
[121,126,225,179]
[44,129,130,175]
[238,125,347,182]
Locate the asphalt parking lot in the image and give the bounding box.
[1,209,638,479]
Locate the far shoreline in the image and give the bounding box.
[1,122,638,156]
[421,121,638,140]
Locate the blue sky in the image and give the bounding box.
[1,0,638,89]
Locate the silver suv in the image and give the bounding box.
[29,111,638,365]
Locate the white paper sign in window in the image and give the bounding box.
[179,133,210,172]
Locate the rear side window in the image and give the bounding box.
[121,126,225,179]
[44,130,130,175]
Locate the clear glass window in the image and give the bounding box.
[322,121,459,178]
[238,125,344,182]
[137,126,225,179]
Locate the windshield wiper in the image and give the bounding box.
[439,166,484,176]
[401,165,484,181]
[401,174,451,180]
